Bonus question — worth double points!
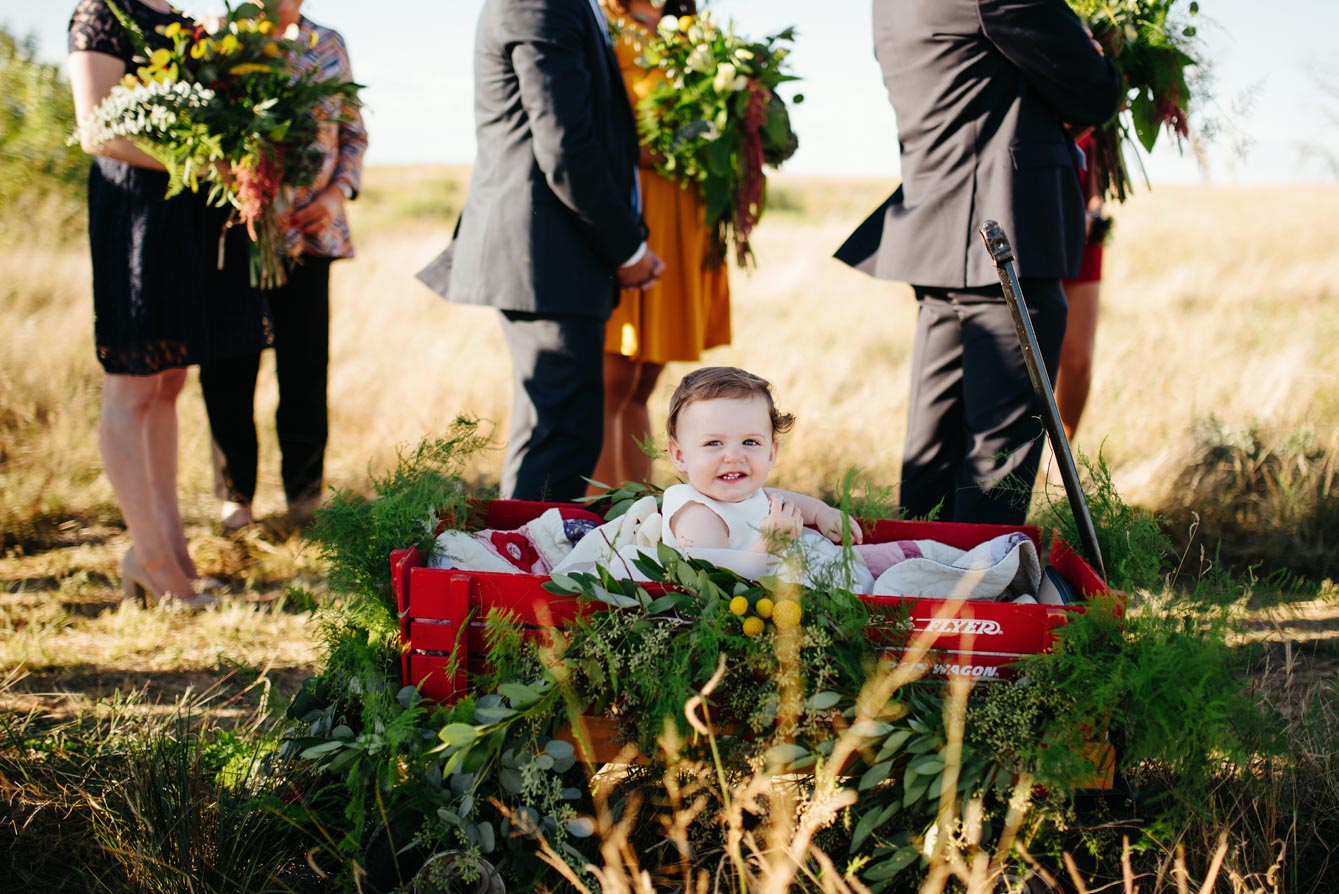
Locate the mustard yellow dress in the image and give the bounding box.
[605,15,731,363]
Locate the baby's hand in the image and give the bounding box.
[816,504,862,544]
[760,493,803,547]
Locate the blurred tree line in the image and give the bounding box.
[0,26,89,241]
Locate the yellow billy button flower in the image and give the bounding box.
[218,33,242,55]
[262,42,281,58]
[741,616,765,637]
[771,600,802,631]
[728,595,749,617]
[257,19,275,35]
[678,15,694,30]
[755,597,774,619]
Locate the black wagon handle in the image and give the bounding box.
[977,220,1107,582]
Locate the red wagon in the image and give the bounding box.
[392,499,1108,700]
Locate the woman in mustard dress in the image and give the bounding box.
[592,0,731,490]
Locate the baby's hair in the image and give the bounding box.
[666,367,796,441]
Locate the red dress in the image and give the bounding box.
[1067,133,1103,284]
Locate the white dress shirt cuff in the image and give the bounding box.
[620,242,648,269]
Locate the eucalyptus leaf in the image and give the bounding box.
[859,760,894,791]
[850,808,884,853]
[500,767,524,794]
[534,753,555,771]
[849,719,893,738]
[449,772,476,796]
[765,743,811,769]
[478,820,496,853]
[863,846,920,882]
[299,740,346,759]
[498,682,541,708]
[561,787,583,801]
[438,724,481,747]
[909,753,944,776]
[545,739,575,761]
[327,748,361,774]
[806,690,843,711]
[567,816,597,838]
[875,730,913,762]
[646,593,685,614]
[474,705,518,724]
[549,572,580,593]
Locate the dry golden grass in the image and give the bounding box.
[5,172,1337,529]
[3,175,1338,891]
[2,171,1338,710]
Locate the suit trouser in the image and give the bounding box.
[900,279,1067,526]
[499,311,605,502]
[199,257,332,506]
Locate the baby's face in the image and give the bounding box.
[668,396,779,503]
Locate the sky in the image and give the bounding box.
[9,0,1339,184]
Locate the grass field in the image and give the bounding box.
[3,171,1339,892]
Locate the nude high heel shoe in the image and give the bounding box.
[121,549,218,612]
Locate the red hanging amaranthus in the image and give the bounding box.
[733,81,771,266]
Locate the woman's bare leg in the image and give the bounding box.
[620,360,663,485]
[100,371,196,597]
[1055,280,1100,442]
[590,353,639,495]
[142,368,197,578]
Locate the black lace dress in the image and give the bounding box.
[68,0,271,375]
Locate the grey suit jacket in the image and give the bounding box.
[836,0,1123,287]
[417,0,644,318]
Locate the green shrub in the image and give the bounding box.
[0,27,89,243]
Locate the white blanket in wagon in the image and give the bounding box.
[429,496,1040,601]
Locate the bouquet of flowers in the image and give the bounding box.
[628,11,800,266]
[76,1,361,287]
[1068,0,1206,201]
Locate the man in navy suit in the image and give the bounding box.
[837,0,1122,524]
[419,0,663,501]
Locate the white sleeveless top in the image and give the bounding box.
[661,484,770,550]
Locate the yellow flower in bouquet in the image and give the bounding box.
[78,0,362,288]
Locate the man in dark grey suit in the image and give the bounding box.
[418,0,663,501]
[837,0,1122,525]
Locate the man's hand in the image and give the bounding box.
[618,246,665,291]
[290,186,345,236]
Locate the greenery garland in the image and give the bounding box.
[277,427,1278,892]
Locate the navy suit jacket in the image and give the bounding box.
[417,0,644,318]
[836,0,1123,287]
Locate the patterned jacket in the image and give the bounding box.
[287,17,367,260]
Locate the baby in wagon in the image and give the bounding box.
[659,367,1041,601]
[662,367,922,590]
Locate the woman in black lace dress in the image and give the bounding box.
[68,0,271,608]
